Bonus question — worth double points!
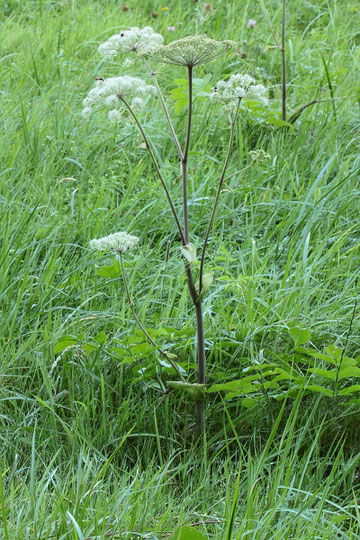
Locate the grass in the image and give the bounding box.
[1,0,360,537]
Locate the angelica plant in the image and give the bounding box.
[85,28,269,437]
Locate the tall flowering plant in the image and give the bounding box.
[85,27,269,437]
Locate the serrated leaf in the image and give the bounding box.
[289,327,311,346]
[169,525,208,540]
[54,335,79,355]
[180,243,196,263]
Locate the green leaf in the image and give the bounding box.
[241,397,258,408]
[95,259,121,279]
[181,243,196,263]
[289,327,311,346]
[95,331,107,346]
[307,368,336,380]
[339,385,360,396]
[306,385,333,396]
[207,380,251,393]
[167,381,205,402]
[338,366,360,380]
[54,335,79,355]
[196,274,214,301]
[169,526,208,540]
[295,347,337,364]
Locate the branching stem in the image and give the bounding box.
[120,97,185,245]
[119,253,186,382]
[199,98,241,292]
[142,57,183,160]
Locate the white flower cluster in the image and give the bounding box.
[98,26,164,57]
[249,149,271,164]
[142,35,237,67]
[211,74,267,104]
[82,76,155,122]
[90,232,139,253]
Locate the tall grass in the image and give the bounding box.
[0,0,359,537]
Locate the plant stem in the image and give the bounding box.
[142,57,184,160]
[119,253,186,382]
[181,66,193,245]
[281,0,287,121]
[120,97,185,245]
[199,98,241,292]
[194,300,206,437]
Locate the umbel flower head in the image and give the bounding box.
[211,73,267,104]
[98,26,164,57]
[142,35,237,67]
[249,149,271,164]
[82,76,155,122]
[90,232,139,254]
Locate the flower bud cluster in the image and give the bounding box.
[249,149,271,163]
[98,26,164,57]
[90,232,139,253]
[82,76,155,122]
[211,74,267,104]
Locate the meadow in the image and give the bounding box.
[0,0,359,538]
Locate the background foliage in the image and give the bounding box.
[0,0,359,537]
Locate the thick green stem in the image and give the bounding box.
[181,66,193,245]
[281,0,287,121]
[119,254,185,382]
[120,97,185,245]
[199,99,241,292]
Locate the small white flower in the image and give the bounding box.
[131,97,144,110]
[98,26,164,58]
[105,95,119,108]
[211,73,267,105]
[247,19,257,28]
[90,231,139,253]
[123,58,134,67]
[83,76,155,119]
[108,109,123,123]
[82,107,92,119]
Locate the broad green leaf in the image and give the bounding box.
[131,343,153,355]
[54,335,79,355]
[241,398,258,408]
[338,366,360,380]
[169,525,208,540]
[207,380,252,393]
[289,327,311,346]
[181,243,196,263]
[95,259,121,279]
[295,347,336,364]
[324,345,342,360]
[307,368,336,380]
[339,385,360,396]
[167,381,205,402]
[95,331,107,346]
[306,385,333,396]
